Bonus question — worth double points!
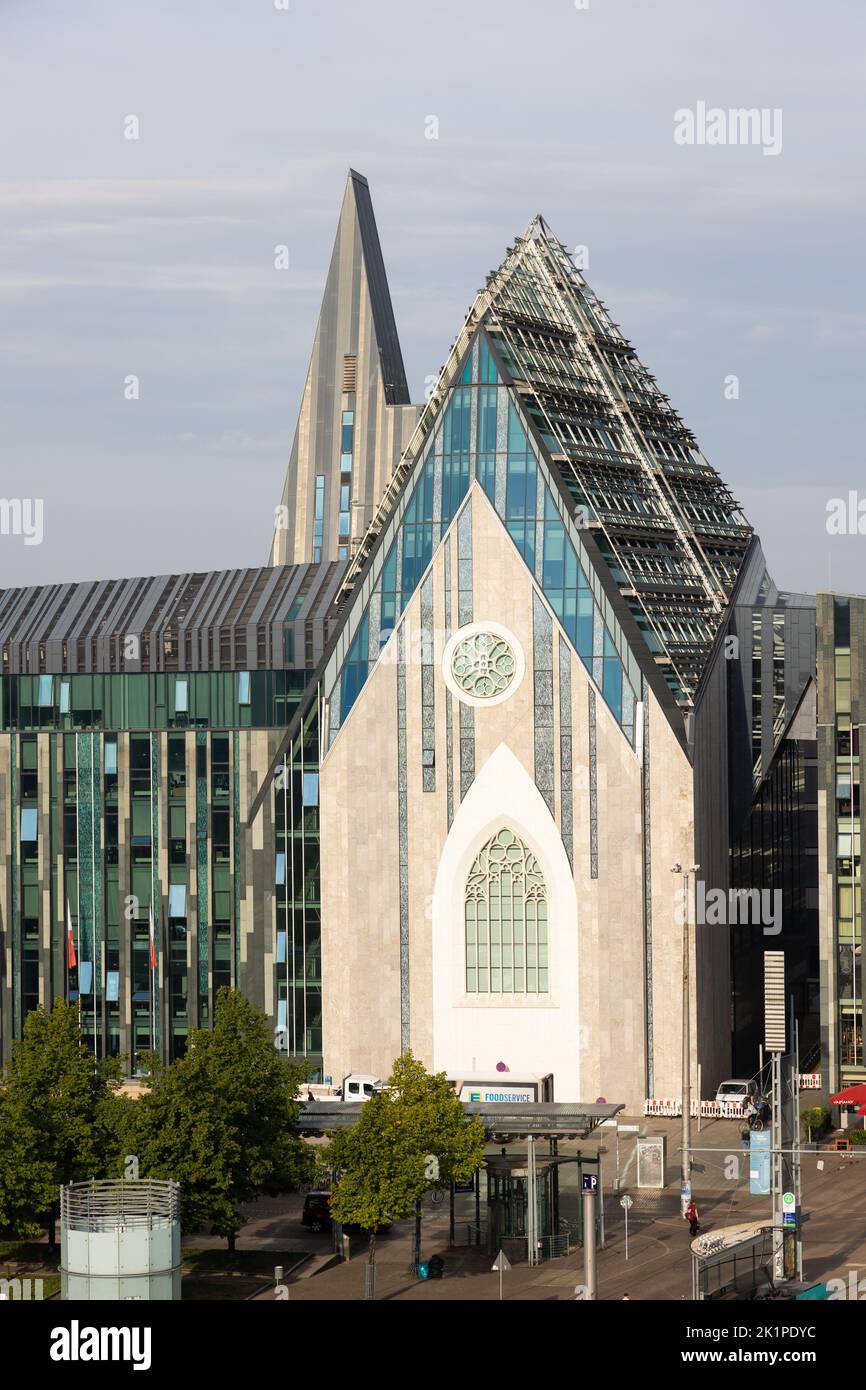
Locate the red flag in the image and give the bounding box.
[66,901,76,969]
[149,904,157,970]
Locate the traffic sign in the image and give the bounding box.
[493,1248,511,1301]
[582,1173,598,1193]
[620,1194,632,1260]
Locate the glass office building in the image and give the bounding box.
[817,594,865,1090]
[0,565,342,1074]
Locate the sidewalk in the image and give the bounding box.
[194,1116,866,1300]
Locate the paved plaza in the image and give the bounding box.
[211,1117,866,1301]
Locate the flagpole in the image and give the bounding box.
[91,730,97,1061]
[75,739,81,1039]
[66,898,76,1004]
[149,739,155,1058]
[149,903,155,1055]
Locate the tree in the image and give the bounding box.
[131,988,312,1249]
[326,1052,486,1270]
[801,1106,829,1143]
[0,1000,127,1248]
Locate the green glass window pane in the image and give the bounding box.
[464,827,547,995]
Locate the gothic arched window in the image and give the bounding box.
[464,828,548,993]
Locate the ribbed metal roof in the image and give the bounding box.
[0,562,347,674]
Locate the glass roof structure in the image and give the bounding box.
[325,333,641,746]
[339,216,753,706]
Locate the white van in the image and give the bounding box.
[341,1074,383,1102]
[715,1079,751,1106]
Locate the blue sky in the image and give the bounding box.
[1,0,864,592]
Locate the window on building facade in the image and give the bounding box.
[313,474,325,561]
[168,883,186,918]
[464,828,548,994]
[104,738,117,775]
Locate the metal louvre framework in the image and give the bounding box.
[340,217,752,705]
[0,562,346,675]
[61,1178,180,1231]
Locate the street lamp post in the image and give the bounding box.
[672,861,700,1215]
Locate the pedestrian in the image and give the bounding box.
[685,1198,700,1237]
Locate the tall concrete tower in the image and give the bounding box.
[270,170,421,566]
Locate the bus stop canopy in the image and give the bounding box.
[298,1100,623,1139]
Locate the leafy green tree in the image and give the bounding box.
[0,1000,127,1248]
[326,1052,486,1269]
[801,1106,829,1142]
[131,988,312,1249]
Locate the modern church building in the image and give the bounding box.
[0,172,858,1107]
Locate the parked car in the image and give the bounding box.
[715,1079,751,1106]
[301,1191,332,1232]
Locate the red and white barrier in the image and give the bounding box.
[644,1099,746,1118]
[644,1078,823,1118]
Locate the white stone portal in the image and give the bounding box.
[431,741,581,1100]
